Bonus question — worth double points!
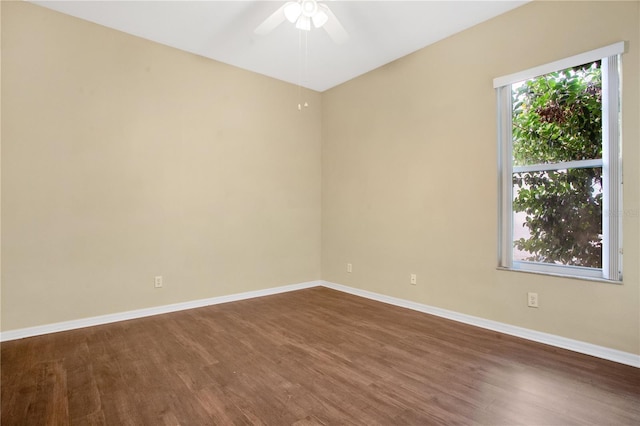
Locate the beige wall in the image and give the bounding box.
[1,1,321,330]
[2,1,639,357]
[322,1,640,354]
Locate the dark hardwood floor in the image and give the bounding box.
[2,287,639,425]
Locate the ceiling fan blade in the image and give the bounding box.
[254,3,287,36]
[319,4,348,44]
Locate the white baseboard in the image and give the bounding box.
[321,281,640,368]
[0,280,321,342]
[2,279,637,368]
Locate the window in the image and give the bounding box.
[495,42,624,281]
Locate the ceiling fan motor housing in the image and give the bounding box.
[301,0,318,17]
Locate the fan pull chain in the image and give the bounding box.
[298,29,302,110]
[297,30,309,111]
[304,30,309,108]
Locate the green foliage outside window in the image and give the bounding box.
[512,62,603,267]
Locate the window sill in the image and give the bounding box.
[496,267,623,285]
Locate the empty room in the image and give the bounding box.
[1,0,639,424]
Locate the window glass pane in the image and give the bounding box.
[512,168,603,268]
[512,61,602,166]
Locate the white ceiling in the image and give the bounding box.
[30,1,528,92]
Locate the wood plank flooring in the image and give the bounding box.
[2,287,639,425]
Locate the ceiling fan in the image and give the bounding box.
[254,0,349,44]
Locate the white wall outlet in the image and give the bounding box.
[527,292,538,308]
[410,274,417,285]
[154,276,163,288]
[347,263,353,273]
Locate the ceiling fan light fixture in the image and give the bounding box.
[295,14,311,31]
[311,9,328,28]
[284,2,302,23]
[254,0,348,42]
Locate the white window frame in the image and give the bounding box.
[495,42,624,282]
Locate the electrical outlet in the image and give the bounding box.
[347,263,353,273]
[527,292,538,308]
[410,274,417,285]
[155,276,163,288]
